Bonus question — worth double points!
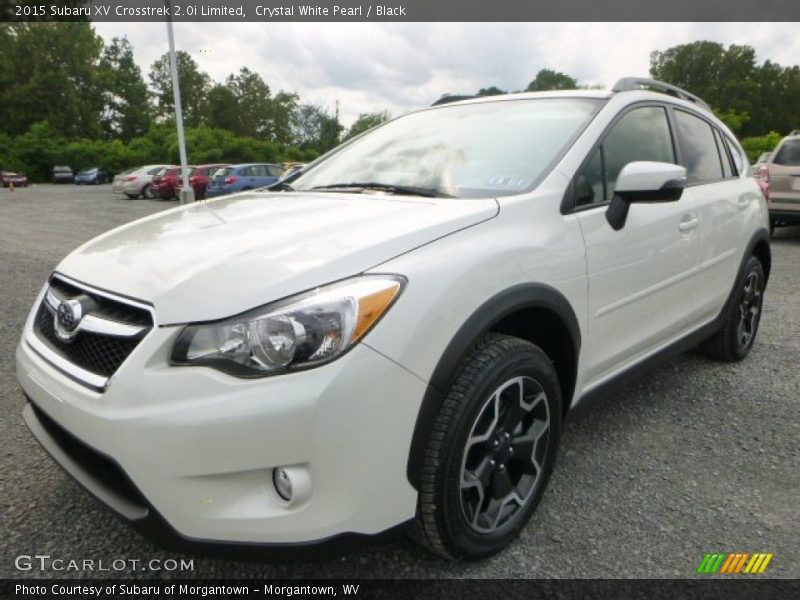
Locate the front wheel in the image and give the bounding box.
[699,255,765,361]
[412,333,561,560]
[142,184,155,199]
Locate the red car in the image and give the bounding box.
[150,166,188,200]
[1,171,29,187]
[189,163,231,199]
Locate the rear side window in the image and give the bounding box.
[147,167,164,175]
[267,165,283,177]
[773,139,800,166]
[674,110,724,184]
[575,106,676,206]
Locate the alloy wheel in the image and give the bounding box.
[738,270,762,348]
[459,376,550,533]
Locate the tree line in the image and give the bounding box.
[0,23,389,180]
[1,24,798,181]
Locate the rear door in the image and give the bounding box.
[572,104,697,385]
[768,137,800,213]
[669,109,744,322]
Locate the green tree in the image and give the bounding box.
[226,67,272,137]
[477,86,507,96]
[267,90,300,144]
[98,37,151,141]
[0,23,104,138]
[148,51,210,127]
[345,111,391,140]
[294,105,343,153]
[525,69,578,92]
[649,41,800,136]
[205,84,240,132]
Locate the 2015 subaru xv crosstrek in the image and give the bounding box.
[17,78,771,560]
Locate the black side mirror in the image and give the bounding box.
[605,162,688,230]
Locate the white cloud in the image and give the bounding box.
[92,22,800,127]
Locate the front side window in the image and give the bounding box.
[293,98,602,199]
[674,110,724,184]
[575,106,676,206]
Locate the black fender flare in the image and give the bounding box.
[405,283,581,490]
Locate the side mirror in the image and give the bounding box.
[606,162,687,230]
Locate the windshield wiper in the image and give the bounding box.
[309,182,454,198]
[266,181,295,191]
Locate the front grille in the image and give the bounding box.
[32,276,153,385]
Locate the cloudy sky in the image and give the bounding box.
[93,22,800,127]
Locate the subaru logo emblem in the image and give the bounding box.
[56,299,83,332]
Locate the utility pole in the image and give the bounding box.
[165,0,194,204]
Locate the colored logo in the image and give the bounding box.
[697,552,773,574]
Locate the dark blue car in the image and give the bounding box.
[74,168,109,185]
[205,163,284,197]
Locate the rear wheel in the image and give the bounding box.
[412,333,561,560]
[700,256,765,361]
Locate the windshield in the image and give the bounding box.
[292,98,601,199]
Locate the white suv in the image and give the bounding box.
[17,78,770,560]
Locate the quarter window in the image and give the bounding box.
[674,110,724,184]
[713,129,733,178]
[575,106,676,206]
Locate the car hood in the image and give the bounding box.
[57,191,499,324]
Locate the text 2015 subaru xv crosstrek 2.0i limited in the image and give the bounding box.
[17,78,770,560]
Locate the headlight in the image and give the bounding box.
[170,275,405,377]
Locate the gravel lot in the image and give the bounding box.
[1,184,798,579]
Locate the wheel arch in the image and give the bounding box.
[406,283,581,490]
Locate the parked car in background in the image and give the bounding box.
[74,168,109,185]
[752,152,771,171]
[762,130,800,233]
[280,163,306,180]
[1,170,28,187]
[189,163,230,199]
[51,166,74,183]
[206,163,283,197]
[112,165,172,199]
[151,166,193,200]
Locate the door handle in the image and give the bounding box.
[737,197,750,209]
[679,216,699,232]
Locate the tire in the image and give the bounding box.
[124,193,137,200]
[770,221,776,236]
[412,333,562,560]
[142,184,154,199]
[699,255,765,361]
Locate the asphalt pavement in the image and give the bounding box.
[1,184,798,578]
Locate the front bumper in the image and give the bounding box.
[17,330,425,545]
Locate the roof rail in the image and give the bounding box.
[431,94,475,106]
[612,78,711,111]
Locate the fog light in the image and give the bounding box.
[273,468,293,501]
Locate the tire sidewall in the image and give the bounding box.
[439,345,562,559]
